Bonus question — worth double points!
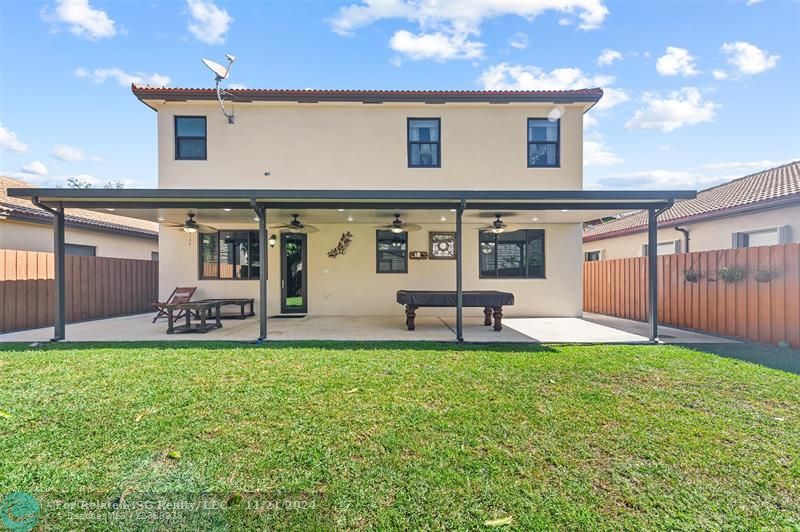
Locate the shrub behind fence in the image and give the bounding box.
[583,243,800,348]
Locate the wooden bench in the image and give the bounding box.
[396,290,515,331]
[166,300,222,334]
[195,298,255,320]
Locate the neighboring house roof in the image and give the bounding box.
[0,176,158,239]
[583,161,800,242]
[132,85,604,105]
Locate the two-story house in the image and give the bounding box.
[8,86,693,342]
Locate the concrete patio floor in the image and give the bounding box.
[0,312,736,344]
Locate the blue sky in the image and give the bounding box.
[1,0,798,190]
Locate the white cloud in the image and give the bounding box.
[596,87,630,111]
[330,0,608,61]
[480,63,629,111]
[584,137,623,166]
[226,83,247,90]
[625,87,717,132]
[721,41,779,75]
[52,144,99,162]
[596,159,787,189]
[509,32,528,49]
[712,69,728,80]
[746,0,762,5]
[21,161,49,176]
[0,124,28,153]
[389,30,483,61]
[583,114,598,129]
[597,48,622,66]
[186,0,232,44]
[42,0,116,40]
[656,46,699,76]
[75,67,170,87]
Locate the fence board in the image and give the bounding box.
[583,243,800,348]
[0,249,158,333]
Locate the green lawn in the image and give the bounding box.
[1,342,798,530]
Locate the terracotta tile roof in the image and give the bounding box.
[584,161,800,241]
[132,85,604,104]
[1,175,158,238]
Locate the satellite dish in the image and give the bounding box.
[202,58,230,80]
[548,105,565,122]
[201,54,237,123]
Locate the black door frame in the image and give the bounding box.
[280,233,308,314]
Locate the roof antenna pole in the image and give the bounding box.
[202,55,237,124]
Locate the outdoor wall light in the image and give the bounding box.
[268,234,277,248]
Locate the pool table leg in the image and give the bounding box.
[492,306,503,331]
[405,305,417,331]
[483,307,492,326]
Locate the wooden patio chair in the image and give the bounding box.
[152,287,197,323]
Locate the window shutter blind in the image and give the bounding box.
[674,240,682,254]
[746,229,779,247]
[731,232,745,248]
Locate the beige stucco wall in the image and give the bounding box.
[159,221,583,317]
[0,219,158,260]
[154,102,584,191]
[583,204,800,259]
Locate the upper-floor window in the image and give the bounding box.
[642,240,681,256]
[175,116,207,160]
[584,250,603,262]
[527,118,559,168]
[376,230,408,273]
[479,230,545,279]
[408,118,440,168]
[732,226,790,248]
[65,243,96,257]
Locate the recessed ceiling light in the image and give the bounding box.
[450,209,457,212]
[223,208,232,212]
[158,217,165,222]
[440,216,447,222]
[106,208,115,211]
[531,217,539,222]
[347,215,354,222]
[337,209,345,212]
[253,217,259,221]
[560,209,569,213]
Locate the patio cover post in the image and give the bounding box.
[455,200,465,342]
[256,205,268,341]
[647,207,658,342]
[32,197,66,341]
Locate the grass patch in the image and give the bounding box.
[1,342,799,529]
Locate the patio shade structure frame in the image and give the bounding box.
[11,188,694,343]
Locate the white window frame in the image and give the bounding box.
[584,249,604,262]
[732,225,791,248]
[642,240,681,257]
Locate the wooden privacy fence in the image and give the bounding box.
[0,249,158,334]
[583,243,800,348]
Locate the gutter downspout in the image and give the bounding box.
[675,226,690,253]
[32,197,66,341]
